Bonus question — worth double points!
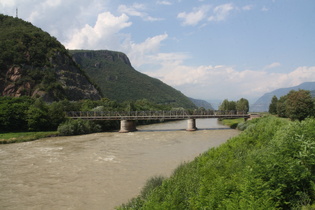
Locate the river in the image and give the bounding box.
[0,119,239,210]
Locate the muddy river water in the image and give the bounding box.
[0,119,240,210]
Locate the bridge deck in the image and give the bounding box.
[66,110,250,120]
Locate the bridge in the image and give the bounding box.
[66,110,250,132]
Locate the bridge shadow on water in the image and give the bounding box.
[136,128,232,132]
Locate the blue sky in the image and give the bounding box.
[1,0,315,105]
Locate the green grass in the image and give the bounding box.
[0,131,59,144]
[220,118,245,128]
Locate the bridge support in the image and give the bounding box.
[186,118,197,131]
[119,120,137,133]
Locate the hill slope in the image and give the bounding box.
[189,98,214,110]
[70,50,196,109]
[250,82,315,112]
[0,14,101,101]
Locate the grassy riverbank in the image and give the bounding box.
[118,116,315,209]
[0,131,59,144]
[219,118,246,128]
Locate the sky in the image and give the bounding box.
[1,0,315,105]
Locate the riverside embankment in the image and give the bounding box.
[0,119,239,210]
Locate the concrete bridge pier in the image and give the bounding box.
[119,120,137,133]
[186,118,197,131]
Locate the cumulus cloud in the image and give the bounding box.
[145,56,315,102]
[65,12,132,50]
[123,34,169,67]
[177,5,211,26]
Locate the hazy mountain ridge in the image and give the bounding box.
[250,82,315,112]
[189,98,214,110]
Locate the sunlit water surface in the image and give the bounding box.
[0,119,239,210]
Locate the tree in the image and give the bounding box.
[236,98,249,112]
[277,95,287,118]
[269,95,278,115]
[27,98,50,131]
[285,90,314,121]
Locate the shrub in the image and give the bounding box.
[57,119,101,136]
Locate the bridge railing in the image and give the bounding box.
[66,110,249,120]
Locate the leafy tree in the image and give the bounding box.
[219,99,236,111]
[27,98,50,131]
[0,96,34,131]
[277,95,287,118]
[285,90,314,121]
[269,95,278,114]
[48,101,66,129]
[236,98,249,112]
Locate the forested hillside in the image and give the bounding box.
[70,50,196,109]
[0,14,101,101]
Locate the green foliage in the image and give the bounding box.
[0,14,66,69]
[69,50,196,109]
[0,96,34,131]
[236,98,249,112]
[276,90,314,121]
[119,116,315,209]
[285,90,314,121]
[57,119,101,136]
[219,98,249,112]
[269,95,278,114]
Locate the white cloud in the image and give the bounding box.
[65,12,132,50]
[242,5,253,11]
[156,1,172,5]
[208,3,234,22]
[264,62,281,69]
[144,55,315,102]
[262,6,269,12]
[177,5,211,26]
[118,3,162,21]
[123,34,169,67]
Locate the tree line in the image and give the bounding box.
[219,98,249,112]
[269,89,314,121]
[0,96,206,135]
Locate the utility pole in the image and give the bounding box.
[16,8,18,18]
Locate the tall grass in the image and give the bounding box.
[117,116,315,209]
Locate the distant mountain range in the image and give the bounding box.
[250,82,315,112]
[189,98,214,110]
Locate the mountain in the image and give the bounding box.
[250,82,315,112]
[70,50,197,109]
[189,98,214,110]
[0,14,102,101]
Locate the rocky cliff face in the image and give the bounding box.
[0,14,102,101]
[1,52,102,101]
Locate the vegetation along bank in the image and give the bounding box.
[118,116,315,209]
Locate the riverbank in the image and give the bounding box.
[0,119,239,210]
[119,116,315,209]
[219,118,245,128]
[0,131,59,144]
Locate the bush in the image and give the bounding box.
[57,119,101,136]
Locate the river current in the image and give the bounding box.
[0,119,239,210]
